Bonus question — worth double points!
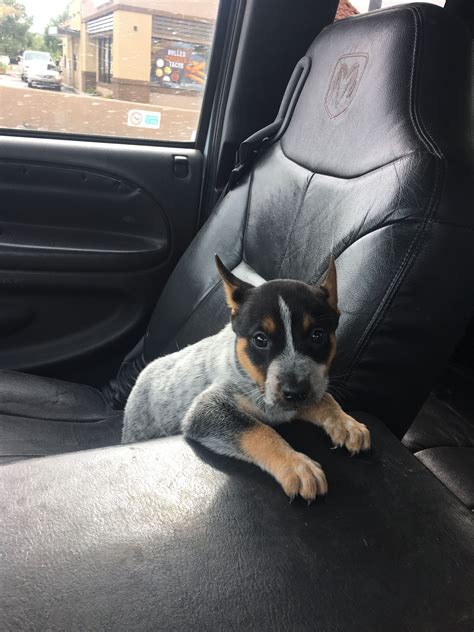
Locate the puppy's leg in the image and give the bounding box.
[182,384,327,501]
[299,393,370,454]
[122,375,153,444]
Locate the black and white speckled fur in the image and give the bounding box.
[123,324,249,442]
[122,256,370,500]
[123,255,338,443]
[122,319,305,442]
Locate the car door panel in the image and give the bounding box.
[0,159,169,271]
[0,136,202,384]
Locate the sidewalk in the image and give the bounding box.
[0,77,201,141]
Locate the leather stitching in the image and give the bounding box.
[339,7,446,391]
[342,158,444,385]
[407,7,443,158]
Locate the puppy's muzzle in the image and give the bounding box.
[280,378,310,403]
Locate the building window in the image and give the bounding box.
[98,37,112,83]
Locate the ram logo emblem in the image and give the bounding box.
[325,54,368,118]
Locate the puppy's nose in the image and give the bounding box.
[281,380,310,403]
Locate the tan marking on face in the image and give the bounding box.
[236,337,265,388]
[241,424,328,499]
[262,316,276,334]
[303,313,314,333]
[325,334,337,374]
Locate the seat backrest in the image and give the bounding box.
[111,4,473,435]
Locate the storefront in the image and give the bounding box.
[59,1,216,103]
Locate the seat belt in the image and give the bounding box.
[216,56,311,204]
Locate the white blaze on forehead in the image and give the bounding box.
[278,296,295,357]
[264,296,329,409]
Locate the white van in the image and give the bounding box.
[20,50,54,81]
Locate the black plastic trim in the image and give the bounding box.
[0,128,195,149]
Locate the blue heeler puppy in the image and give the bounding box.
[122,256,371,501]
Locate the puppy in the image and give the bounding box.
[122,256,370,501]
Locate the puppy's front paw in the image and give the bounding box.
[330,415,371,454]
[278,452,328,502]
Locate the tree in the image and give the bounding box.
[43,5,71,60]
[27,32,47,52]
[0,1,33,57]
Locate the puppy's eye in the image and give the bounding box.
[252,332,268,348]
[310,328,327,345]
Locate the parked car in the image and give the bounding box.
[0,54,10,67]
[19,50,54,81]
[27,61,61,90]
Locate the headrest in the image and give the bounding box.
[282,3,471,178]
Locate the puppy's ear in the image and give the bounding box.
[320,257,339,313]
[215,255,253,316]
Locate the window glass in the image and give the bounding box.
[0,0,219,142]
[97,36,112,83]
[335,0,445,21]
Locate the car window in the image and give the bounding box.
[24,51,51,61]
[0,0,220,143]
[335,0,445,21]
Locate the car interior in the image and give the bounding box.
[1,0,473,629]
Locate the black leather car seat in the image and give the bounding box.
[402,364,474,508]
[1,4,472,475]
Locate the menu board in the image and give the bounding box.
[151,40,209,91]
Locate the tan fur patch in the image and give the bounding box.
[300,393,338,424]
[303,313,314,333]
[262,316,276,334]
[241,424,328,499]
[236,337,265,388]
[241,424,289,469]
[299,393,371,454]
[222,283,238,316]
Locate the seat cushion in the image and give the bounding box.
[0,370,122,462]
[416,447,474,509]
[403,392,474,453]
[2,414,473,631]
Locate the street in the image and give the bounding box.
[0,72,201,141]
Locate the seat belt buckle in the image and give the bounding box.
[228,163,246,190]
